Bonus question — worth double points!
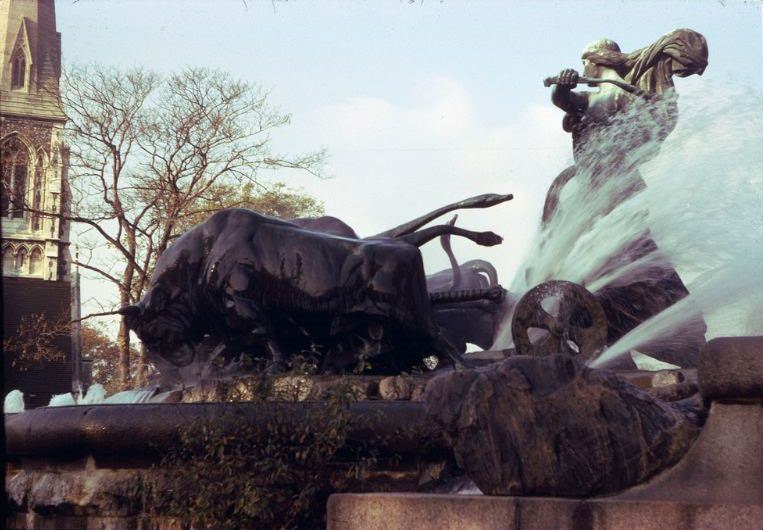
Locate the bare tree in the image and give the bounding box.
[174,181,324,234]
[60,64,324,388]
[3,312,70,371]
[81,321,141,394]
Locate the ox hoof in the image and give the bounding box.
[367,321,384,341]
[265,360,288,377]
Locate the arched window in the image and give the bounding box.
[1,136,29,219]
[14,247,28,273]
[2,245,14,274]
[32,152,44,230]
[11,50,26,89]
[29,247,43,275]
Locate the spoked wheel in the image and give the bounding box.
[511,280,608,362]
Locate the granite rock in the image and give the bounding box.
[379,376,414,401]
[424,355,700,497]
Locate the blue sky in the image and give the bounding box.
[57,0,763,318]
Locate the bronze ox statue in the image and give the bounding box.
[120,194,513,379]
[296,209,514,355]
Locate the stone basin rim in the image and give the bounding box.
[5,401,445,459]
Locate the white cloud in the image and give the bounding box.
[290,76,572,285]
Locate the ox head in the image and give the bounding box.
[119,283,199,367]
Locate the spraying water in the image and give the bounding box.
[46,385,158,406]
[591,84,763,366]
[48,392,78,407]
[4,390,25,413]
[494,84,763,365]
[103,388,158,404]
[79,383,107,404]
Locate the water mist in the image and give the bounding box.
[494,84,763,367]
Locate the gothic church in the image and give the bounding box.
[1,0,79,408]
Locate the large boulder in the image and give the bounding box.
[424,355,701,497]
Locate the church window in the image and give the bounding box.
[2,245,14,274]
[11,50,26,89]
[1,137,29,219]
[32,152,44,230]
[14,247,28,273]
[29,247,43,275]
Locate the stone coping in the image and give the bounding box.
[4,401,447,460]
[700,336,763,399]
[327,493,763,530]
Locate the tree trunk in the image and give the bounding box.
[118,224,135,390]
[116,320,131,389]
[135,343,149,387]
[117,284,132,391]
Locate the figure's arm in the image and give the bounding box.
[551,69,588,115]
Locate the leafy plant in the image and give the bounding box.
[156,370,377,530]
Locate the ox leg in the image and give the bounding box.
[265,338,288,375]
[421,317,471,370]
[434,333,470,369]
[227,294,287,374]
[321,317,386,374]
[398,225,503,249]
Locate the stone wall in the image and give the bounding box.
[1,115,55,148]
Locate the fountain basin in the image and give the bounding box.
[5,400,453,530]
[6,337,761,529]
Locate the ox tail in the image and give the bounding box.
[430,286,505,304]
